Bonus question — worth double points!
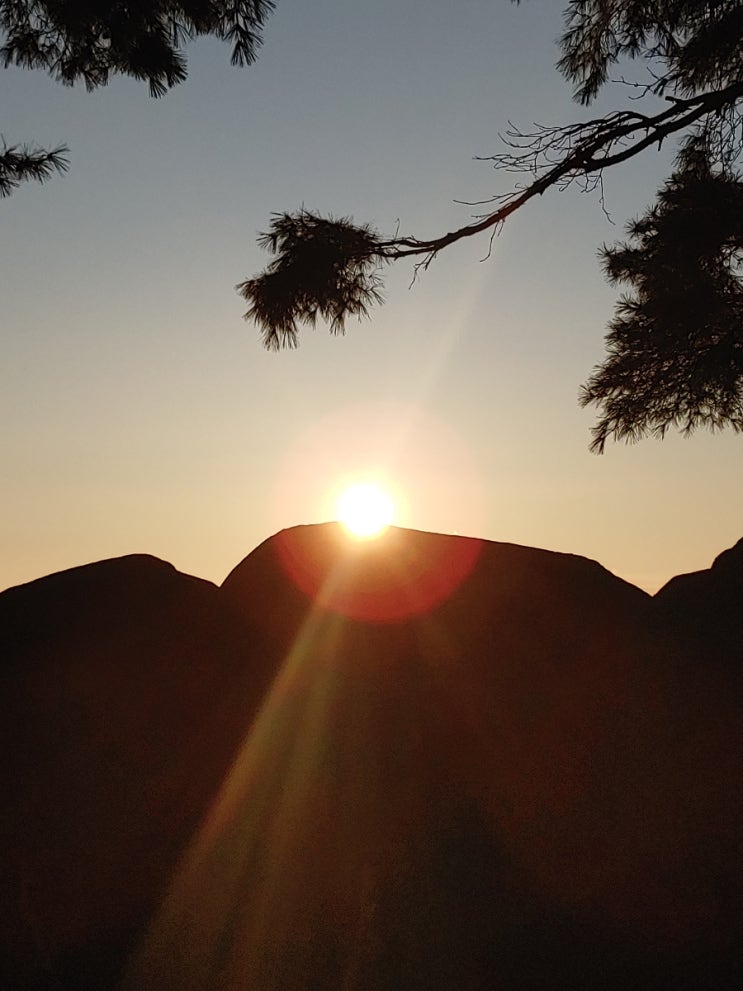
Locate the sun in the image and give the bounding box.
[336,481,395,539]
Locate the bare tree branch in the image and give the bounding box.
[375,79,743,264]
[240,75,742,356]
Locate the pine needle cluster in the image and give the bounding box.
[581,138,743,451]
[237,211,386,351]
[0,141,68,197]
[0,1,275,96]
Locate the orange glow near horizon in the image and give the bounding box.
[273,524,483,624]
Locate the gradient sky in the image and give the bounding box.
[2,0,741,594]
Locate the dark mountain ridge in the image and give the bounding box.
[1,526,741,989]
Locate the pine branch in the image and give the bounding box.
[578,142,743,452]
[0,1,276,95]
[242,80,743,346]
[237,211,387,351]
[379,79,743,262]
[0,142,69,198]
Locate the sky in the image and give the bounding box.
[2,0,741,595]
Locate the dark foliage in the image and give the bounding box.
[237,211,387,350]
[557,0,743,103]
[580,138,743,451]
[243,0,743,451]
[0,139,68,196]
[0,0,275,95]
[0,0,274,193]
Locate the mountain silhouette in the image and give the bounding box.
[1,527,741,989]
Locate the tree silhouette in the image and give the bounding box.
[240,0,743,450]
[581,138,743,452]
[0,0,275,195]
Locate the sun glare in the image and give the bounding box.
[336,481,395,539]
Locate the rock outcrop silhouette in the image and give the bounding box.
[0,555,271,991]
[654,536,743,672]
[1,526,741,989]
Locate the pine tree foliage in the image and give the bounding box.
[243,0,743,450]
[236,212,386,351]
[0,0,274,192]
[556,0,743,103]
[0,0,275,95]
[580,138,743,452]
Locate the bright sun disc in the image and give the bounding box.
[336,482,395,538]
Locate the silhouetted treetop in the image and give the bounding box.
[0,0,275,194]
[580,137,743,452]
[1,0,274,94]
[241,0,743,450]
[555,0,743,103]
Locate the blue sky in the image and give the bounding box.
[2,0,741,592]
